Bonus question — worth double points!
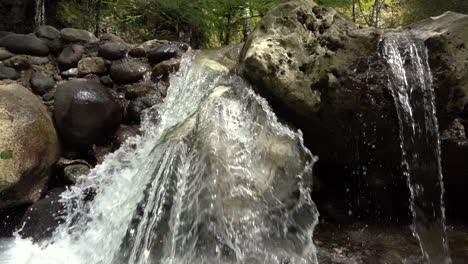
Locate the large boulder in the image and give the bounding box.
[0,83,60,208]
[110,59,150,84]
[77,57,107,75]
[35,25,60,40]
[0,66,19,80]
[57,44,85,70]
[54,79,123,147]
[98,42,128,60]
[0,34,49,56]
[60,28,98,43]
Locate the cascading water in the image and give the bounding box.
[34,0,46,26]
[0,50,319,264]
[380,34,451,264]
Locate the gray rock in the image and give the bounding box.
[110,59,150,84]
[61,68,79,78]
[0,47,14,60]
[63,164,90,183]
[0,31,12,39]
[60,28,98,43]
[35,25,60,40]
[54,79,122,147]
[78,57,107,75]
[0,34,49,56]
[0,65,19,80]
[30,56,50,65]
[30,72,55,95]
[3,55,31,70]
[147,44,182,64]
[42,88,56,101]
[100,75,114,87]
[57,44,84,70]
[127,95,162,124]
[98,42,128,60]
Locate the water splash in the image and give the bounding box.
[380,33,451,264]
[0,51,319,264]
[34,0,46,26]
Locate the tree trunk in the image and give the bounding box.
[94,0,101,37]
[243,5,251,42]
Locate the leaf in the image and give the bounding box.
[0,150,13,160]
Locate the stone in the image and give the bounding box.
[30,72,55,95]
[0,65,19,80]
[57,44,84,70]
[128,46,146,58]
[42,88,56,101]
[19,188,66,242]
[99,33,126,44]
[35,25,60,40]
[125,82,154,99]
[3,55,31,70]
[60,28,98,43]
[77,57,107,75]
[110,59,150,84]
[54,79,123,147]
[63,164,90,183]
[0,31,12,39]
[0,34,49,56]
[152,58,181,79]
[114,125,141,148]
[100,75,114,87]
[169,41,190,52]
[0,83,60,208]
[98,42,128,60]
[146,44,182,64]
[61,68,79,78]
[44,38,63,54]
[127,95,162,124]
[0,47,14,60]
[30,56,49,65]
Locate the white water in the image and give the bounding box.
[0,51,318,264]
[34,0,46,26]
[380,34,451,264]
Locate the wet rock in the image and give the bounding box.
[100,75,114,87]
[99,42,128,60]
[3,55,31,70]
[0,65,19,80]
[110,59,150,84]
[54,79,122,147]
[77,57,107,75]
[60,28,98,43]
[169,41,190,52]
[35,25,60,40]
[63,164,91,183]
[0,34,49,56]
[61,68,79,78]
[30,72,55,95]
[152,58,181,79]
[83,42,99,55]
[57,44,84,70]
[127,95,162,124]
[128,46,146,58]
[92,145,113,164]
[19,188,66,242]
[114,125,141,147]
[0,83,60,208]
[125,82,154,99]
[0,47,14,60]
[42,88,56,101]
[147,44,182,64]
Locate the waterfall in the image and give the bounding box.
[380,34,451,264]
[34,0,46,26]
[0,51,319,264]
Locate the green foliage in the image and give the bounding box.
[0,150,13,160]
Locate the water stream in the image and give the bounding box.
[34,0,46,26]
[0,51,319,264]
[380,34,451,264]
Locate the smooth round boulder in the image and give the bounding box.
[98,42,128,60]
[146,44,182,64]
[57,44,84,70]
[30,72,55,95]
[0,66,19,80]
[0,34,49,56]
[125,82,154,99]
[0,83,60,208]
[54,79,123,147]
[0,48,14,61]
[110,59,150,84]
[3,55,32,70]
[35,25,60,40]
[77,57,107,75]
[60,28,98,43]
[152,58,181,79]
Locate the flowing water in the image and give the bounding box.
[34,0,46,26]
[0,51,319,264]
[379,34,451,264]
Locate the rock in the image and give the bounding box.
[35,25,60,40]
[125,82,154,99]
[0,65,19,80]
[147,44,182,64]
[114,125,141,147]
[83,42,99,55]
[30,56,49,65]
[57,44,85,70]
[128,46,146,58]
[0,83,60,208]
[61,68,79,78]
[19,188,66,242]
[60,28,98,43]
[0,34,49,56]
[152,58,181,79]
[100,75,114,87]
[30,72,55,95]
[127,95,162,124]
[44,38,63,54]
[63,164,90,183]
[77,57,107,75]
[0,31,12,39]
[3,55,31,70]
[54,79,123,147]
[169,41,190,52]
[110,59,150,84]
[0,47,14,60]
[92,145,113,164]
[99,42,128,60]
[100,33,126,44]
[42,88,56,101]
